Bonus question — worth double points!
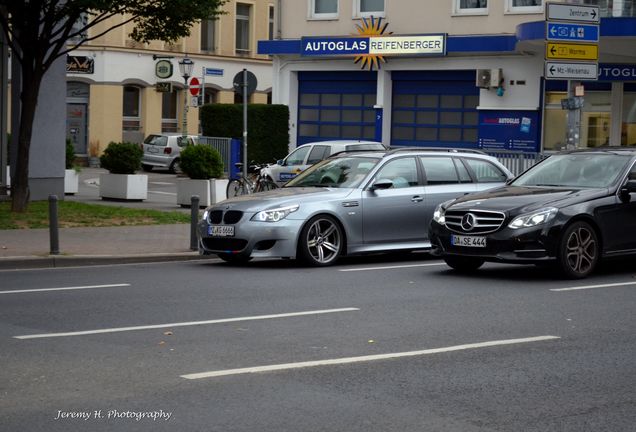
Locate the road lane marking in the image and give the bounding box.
[149,182,174,185]
[1,283,130,295]
[181,335,560,379]
[339,262,446,272]
[550,281,636,292]
[13,308,360,340]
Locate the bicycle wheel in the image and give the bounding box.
[254,178,277,192]
[226,179,248,197]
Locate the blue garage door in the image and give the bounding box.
[297,71,377,145]
[392,71,479,148]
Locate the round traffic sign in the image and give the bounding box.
[189,77,200,96]
[233,70,257,97]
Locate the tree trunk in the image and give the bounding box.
[11,63,42,212]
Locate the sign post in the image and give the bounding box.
[233,70,258,179]
[545,2,600,149]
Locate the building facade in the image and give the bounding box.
[259,0,636,153]
[67,0,275,157]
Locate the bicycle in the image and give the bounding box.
[226,162,278,197]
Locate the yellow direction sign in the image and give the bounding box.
[546,42,598,61]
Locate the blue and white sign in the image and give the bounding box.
[546,22,599,43]
[598,64,636,81]
[301,35,446,57]
[301,37,369,56]
[478,111,540,153]
[204,67,224,76]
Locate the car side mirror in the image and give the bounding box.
[277,159,284,166]
[620,179,636,202]
[370,179,393,191]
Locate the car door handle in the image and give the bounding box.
[411,196,424,202]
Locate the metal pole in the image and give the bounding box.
[242,68,248,179]
[183,76,189,139]
[48,195,60,255]
[190,195,200,251]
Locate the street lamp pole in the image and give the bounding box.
[178,56,194,139]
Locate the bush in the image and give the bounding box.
[179,144,224,179]
[65,138,75,169]
[99,141,142,174]
[200,104,289,164]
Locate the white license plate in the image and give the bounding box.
[451,235,486,248]
[209,225,234,237]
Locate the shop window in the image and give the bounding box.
[203,88,218,105]
[269,6,275,40]
[161,90,178,132]
[236,3,251,55]
[310,0,338,19]
[122,86,141,131]
[505,0,543,14]
[354,0,385,18]
[201,18,216,52]
[623,92,636,146]
[453,0,488,15]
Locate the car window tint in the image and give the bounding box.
[455,159,472,183]
[307,145,330,164]
[463,158,508,182]
[419,157,459,185]
[629,162,636,180]
[285,146,311,165]
[374,157,418,189]
[177,136,189,147]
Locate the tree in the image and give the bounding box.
[0,0,226,212]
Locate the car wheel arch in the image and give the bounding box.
[557,215,604,256]
[296,212,348,258]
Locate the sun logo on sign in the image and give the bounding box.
[353,16,392,71]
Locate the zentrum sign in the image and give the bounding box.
[300,16,446,70]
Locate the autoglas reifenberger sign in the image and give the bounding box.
[300,16,446,70]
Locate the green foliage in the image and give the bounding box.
[65,139,75,169]
[99,142,143,174]
[0,201,189,230]
[179,144,224,179]
[200,104,290,164]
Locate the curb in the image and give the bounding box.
[0,252,215,270]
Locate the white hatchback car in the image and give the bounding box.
[141,134,198,173]
[262,140,387,186]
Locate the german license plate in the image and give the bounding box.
[451,235,486,248]
[209,225,234,237]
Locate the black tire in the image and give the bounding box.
[141,164,153,172]
[443,255,485,272]
[557,221,599,279]
[226,179,248,197]
[298,215,343,266]
[169,159,181,174]
[217,253,252,264]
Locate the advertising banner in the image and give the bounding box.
[478,111,540,153]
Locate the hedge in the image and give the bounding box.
[200,104,289,164]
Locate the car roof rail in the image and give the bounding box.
[387,146,487,155]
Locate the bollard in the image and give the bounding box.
[48,195,60,255]
[190,195,200,251]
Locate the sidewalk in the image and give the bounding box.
[0,169,211,269]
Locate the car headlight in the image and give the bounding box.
[201,209,210,221]
[433,204,446,225]
[508,207,557,229]
[251,204,299,222]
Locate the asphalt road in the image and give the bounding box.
[2,254,636,431]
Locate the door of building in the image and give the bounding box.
[66,103,88,155]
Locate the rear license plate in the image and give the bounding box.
[209,225,234,237]
[451,235,486,248]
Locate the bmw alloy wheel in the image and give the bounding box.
[299,215,343,266]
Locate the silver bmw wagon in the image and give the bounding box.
[198,148,513,266]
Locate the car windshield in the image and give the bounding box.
[144,135,168,146]
[284,156,380,188]
[512,153,630,188]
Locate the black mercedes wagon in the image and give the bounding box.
[429,148,636,279]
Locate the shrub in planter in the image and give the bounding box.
[65,138,75,169]
[179,144,224,179]
[99,141,142,174]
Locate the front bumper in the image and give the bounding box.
[428,221,561,264]
[197,215,304,259]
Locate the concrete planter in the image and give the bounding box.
[64,169,79,195]
[177,178,229,207]
[99,173,147,201]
